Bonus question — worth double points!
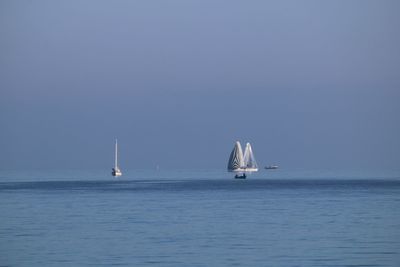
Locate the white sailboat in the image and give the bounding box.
[112,139,122,177]
[227,141,258,178]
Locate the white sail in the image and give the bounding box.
[243,142,258,172]
[112,139,122,176]
[227,141,245,172]
[115,139,118,169]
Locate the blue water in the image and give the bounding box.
[1,170,400,266]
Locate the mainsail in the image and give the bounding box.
[112,139,122,177]
[115,139,119,170]
[227,141,245,172]
[243,142,258,171]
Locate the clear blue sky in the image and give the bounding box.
[1,0,399,170]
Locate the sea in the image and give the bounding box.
[1,169,400,266]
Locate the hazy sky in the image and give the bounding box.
[1,0,399,170]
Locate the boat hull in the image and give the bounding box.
[112,168,122,177]
[228,168,258,172]
[229,168,247,172]
[244,168,258,172]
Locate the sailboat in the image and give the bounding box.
[111,139,122,177]
[227,141,258,179]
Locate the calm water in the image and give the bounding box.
[1,170,400,266]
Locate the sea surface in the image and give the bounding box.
[1,169,400,266]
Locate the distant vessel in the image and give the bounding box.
[227,141,258,179]
[111,139,122,177]
[235,173,247,179]
[265,165,279,170]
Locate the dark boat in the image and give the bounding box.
[234,173,246,179]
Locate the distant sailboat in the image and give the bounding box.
[227,141,258,179]
[112,139,122,177]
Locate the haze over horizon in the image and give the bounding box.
[1,1,399,171]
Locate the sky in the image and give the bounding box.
[1,0,399,171]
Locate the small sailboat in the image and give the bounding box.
[227,141,258,179]
[111,139,122,177]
